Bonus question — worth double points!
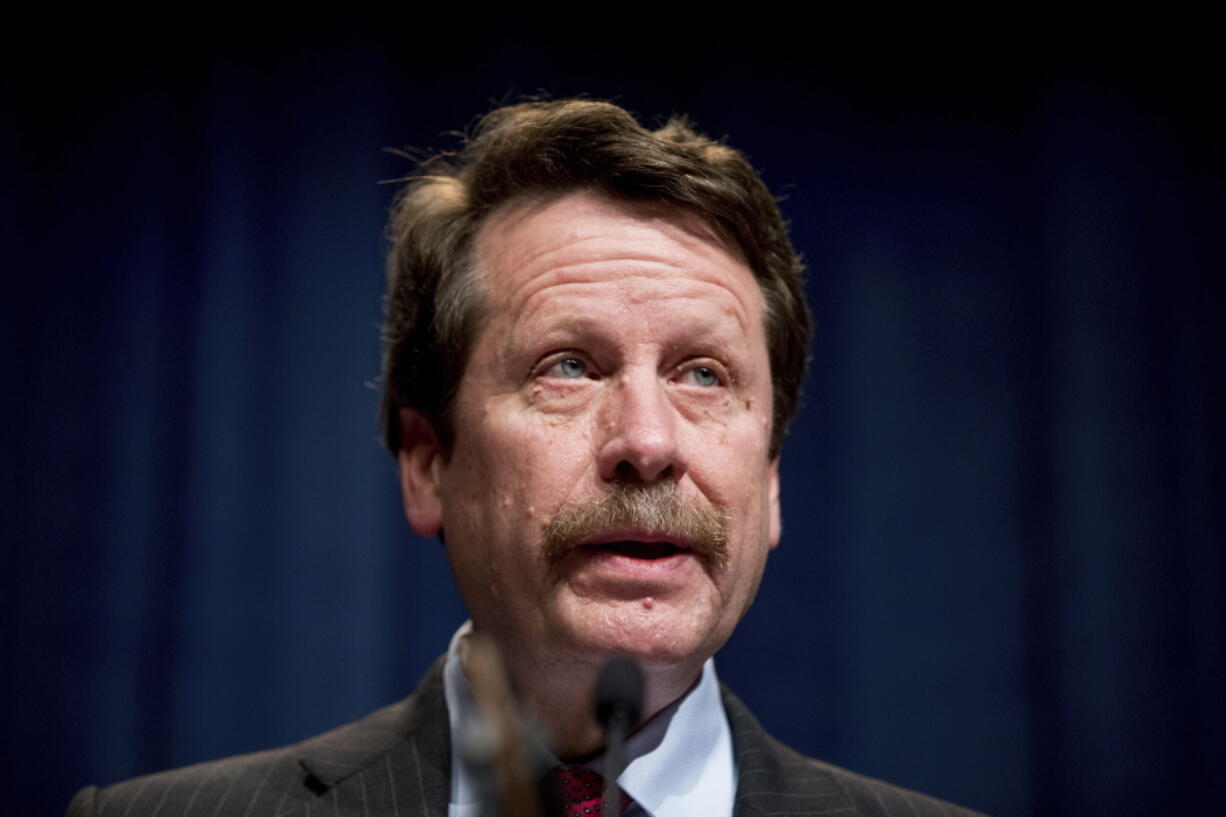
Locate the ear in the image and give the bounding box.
[397,407,445,538]
[767,457,782,550]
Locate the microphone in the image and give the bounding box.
[463,633,545,817]
[594,656,645,817]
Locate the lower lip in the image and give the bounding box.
[565,547,698,591]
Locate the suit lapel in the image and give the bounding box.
[285,658,451,817]
[723,686,861,817]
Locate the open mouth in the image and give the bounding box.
[583,540,688,560]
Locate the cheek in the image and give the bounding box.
[692,423,773,504]
[461,414,595,527]
[516,400,598,456]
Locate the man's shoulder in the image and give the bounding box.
[66,739,310,817]
[721,686,990,817]
[67,660,450,817]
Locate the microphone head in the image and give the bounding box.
[594,656,645,728]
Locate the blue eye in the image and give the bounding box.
[552,357,588,379]
[687,366,720,387]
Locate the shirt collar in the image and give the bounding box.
[443,621,736,817]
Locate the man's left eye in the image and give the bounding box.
[683,366,722,387]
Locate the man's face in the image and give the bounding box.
[400,191,780,677]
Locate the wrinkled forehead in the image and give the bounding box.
[475,190,752,280]
[470,191,766,339]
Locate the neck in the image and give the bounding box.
[464,634,704,762]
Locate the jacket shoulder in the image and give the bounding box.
[721,686,990,817]
[66,739,311,817]
[772,744,989,817]
[68,659,448,817]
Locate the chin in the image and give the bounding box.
[557,597,726,671]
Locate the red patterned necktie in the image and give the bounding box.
[543,766,634,817]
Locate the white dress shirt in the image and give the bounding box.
[443,622,736,817]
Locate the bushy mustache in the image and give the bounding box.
[542,482,729,571]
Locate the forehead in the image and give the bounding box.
[473,191,764,329]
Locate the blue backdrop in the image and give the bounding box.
[4,21,1222,817]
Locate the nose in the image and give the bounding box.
[597,372,687,484]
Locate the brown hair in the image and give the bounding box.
[381,99,810,458]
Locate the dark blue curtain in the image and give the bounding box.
[4,23,1222,817]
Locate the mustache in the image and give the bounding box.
[542,482,729,570]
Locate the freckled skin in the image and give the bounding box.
[399,191,781,757]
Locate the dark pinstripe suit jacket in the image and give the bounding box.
[67,659,988,817]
